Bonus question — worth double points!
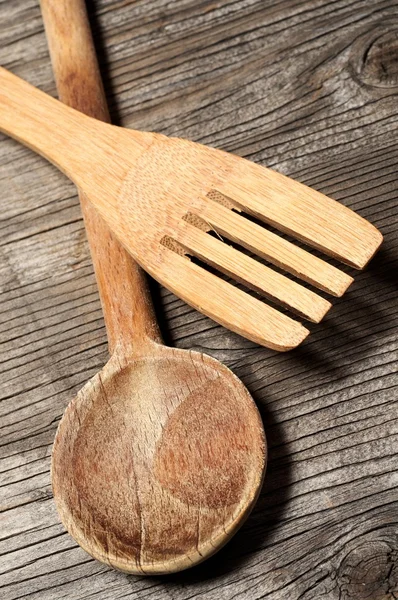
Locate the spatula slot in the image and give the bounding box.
[196,196,353,297]
[172,220,332,323]
[160,235,187,257]
[182,212,210,232]
[206,189,239,211]
[183,211,333,303]
[161,230,309,321]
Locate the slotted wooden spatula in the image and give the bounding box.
[0,66,382,350]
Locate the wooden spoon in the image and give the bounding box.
[40,0,266,575]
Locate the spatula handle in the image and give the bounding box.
[0,66,103,179]
[39,0,162,355]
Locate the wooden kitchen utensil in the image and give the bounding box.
[0,46,382,351]
[40,0,266,575]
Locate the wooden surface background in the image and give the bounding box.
[0,0,397,598]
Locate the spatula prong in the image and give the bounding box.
[199,196,354,297]
[217,161,383,269]
[158,247,310,351]
[177,221,331,323]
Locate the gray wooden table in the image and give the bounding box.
[1,1,397,598]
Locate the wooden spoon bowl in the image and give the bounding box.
[52,344,266,574]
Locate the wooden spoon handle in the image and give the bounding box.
[39,0,162,356]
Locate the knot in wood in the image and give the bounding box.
[352,30,398,88]
[337,540,398,600]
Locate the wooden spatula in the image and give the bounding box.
[0,61,382,350]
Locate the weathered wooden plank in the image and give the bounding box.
[0,0,397,598]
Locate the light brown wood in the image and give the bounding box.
[0,57,382,350]
[40,0,266,575]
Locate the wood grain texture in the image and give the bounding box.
[0,0,397,597]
